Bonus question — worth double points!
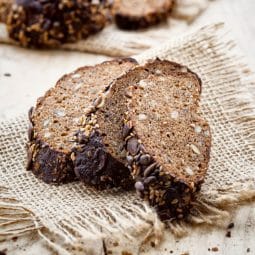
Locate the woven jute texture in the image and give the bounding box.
[0,0,209,57]
[0,23,255,254]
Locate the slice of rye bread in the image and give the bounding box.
[27,58,137,187]
[123,61,211,220]
[75,59,204,194]
[83,58,210,220]
[6,0,111,48]
[113,0,174,30]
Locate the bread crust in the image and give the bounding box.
[73,131,134,190]
[27,58,138,186]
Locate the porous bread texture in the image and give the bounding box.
[6,0,111,48]
[94,59,201,162]
[85,60,197,167]
[114,0,174,30]
[123,59,211,220]
[27,58,137,185]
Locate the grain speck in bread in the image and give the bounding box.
[114,0,174,30]
[27,58,137,186]
[6,0,111,48]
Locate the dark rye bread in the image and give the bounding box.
[113,0,174,30]
[85,58,210,220]
[6,0,111,48]
[27,58,137,187]
[123,60,211,220]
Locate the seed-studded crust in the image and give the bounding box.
[6,0,111,48]
[113,0,174,30]
[124,114,211,220]
[27,58,138,185]
[121,59,211,220]
[73,131,134,190]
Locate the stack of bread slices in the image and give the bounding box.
[27,58,211,220]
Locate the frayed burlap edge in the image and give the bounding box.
[1,23,255,254]
[1,181,254,251]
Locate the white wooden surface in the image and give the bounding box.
[0,0,255,254]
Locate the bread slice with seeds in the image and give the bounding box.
[113,0,174,30]
[27,58,137,187]
[88,58,210,219]
[6,0,111,48]
[123,60,211,220]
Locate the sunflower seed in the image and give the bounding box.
[126,155,133,164]
[139,154,151,165]
[190,144,200,154]
[122,124,132,138]
[143,162,158,177]
[185,166,194,176]
[127,137,139,156]
[135,181,144,191]
[138,113,147,121]
[144,176,156,185]
[170,110,179,119]
[28,123,34,141]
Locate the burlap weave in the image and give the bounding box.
[0,23,255,254]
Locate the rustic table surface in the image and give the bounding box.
[0,0,255,254]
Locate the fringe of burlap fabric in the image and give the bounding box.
[0,0,210,57]
[0,23,255,254]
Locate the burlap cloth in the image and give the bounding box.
[0,23,255,254]
[0,0,210,57]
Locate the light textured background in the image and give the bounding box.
[0,0,255,254]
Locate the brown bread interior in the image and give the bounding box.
[114,0,173,17]
[96,59,201,166]
[129,74,211,185]
[28,59,136,184]
[96,59,210,219]
[32,60,136,154]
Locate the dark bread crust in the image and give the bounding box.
[124,117,211,220]
[73,131,134,190]
[27,58,138,186]
[6,0,111,48]
[114,0,174,30]
[121,59,211,220]
[27,106,77,183]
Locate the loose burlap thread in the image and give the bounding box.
[0,23,255,254]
